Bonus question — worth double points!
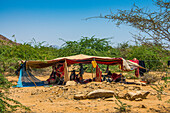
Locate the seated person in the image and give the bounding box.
[56,64,64,78]
[102,71,112,82]
[111,73,123,82]
[47,70,57,84]
[103,71,123,83]
[70,70,76,81]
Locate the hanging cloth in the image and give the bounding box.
[96,65,102,82]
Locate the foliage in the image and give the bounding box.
[114,95,131,112]
[117,42,169,70]
[0,36,169,74]
[141,73,161,84]
[87,0,170,50]
[0,74,30,112]
[150,79,169,101]
[60,36,116,57]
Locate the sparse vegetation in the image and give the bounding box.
[0,74,30,112]
[150,80,169,101]
[114,96,132,112]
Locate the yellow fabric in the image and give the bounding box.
[119,65,121,69]
[92,61,97,68]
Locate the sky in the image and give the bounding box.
[0,0,156,47]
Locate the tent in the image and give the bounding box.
[16,54,144,87]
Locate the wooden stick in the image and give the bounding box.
[91,66,93,80]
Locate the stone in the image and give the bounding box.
[133,86,141,90]
[104,97,116,101]
[126,91,142,100]
[75,107,82,110]
[135,98,142,101]
[128,87,134,90]
[126,91,150,100]
[86,89,115,99]
[49,98,53,103]
[65,81,77,86]
[150,92,156,96]
[135,82,141,85]
[141,83,146,86]
[117,90,128,99]
[140,104,146,108]
[138,91,150,99]
[74,94,86,100]
[106,82,110,85]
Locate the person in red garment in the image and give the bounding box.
[129,58,140,77]
[47,66,57,84]
[103,71,123,83]
[56,64,64,78]
[46,64,64,84]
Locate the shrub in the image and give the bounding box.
[0,74,30,112]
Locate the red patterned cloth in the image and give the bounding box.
[56,65,64,77]
[110,73,122,81]
[96,65,102,82]
[129,59,139,77]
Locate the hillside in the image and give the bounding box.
[0,34,20,45]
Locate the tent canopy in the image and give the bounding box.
[26,54,123,69]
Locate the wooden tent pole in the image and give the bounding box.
[91,65,93,80]
[64,59,69,82]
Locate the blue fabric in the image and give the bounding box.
[15,63,44,87]
[22,81,44,87]
[16,67,23,87]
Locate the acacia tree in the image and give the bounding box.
[59,36,115,56]
[87,0,170,50]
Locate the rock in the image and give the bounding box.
[138,91,150,99]
[62,87,68,91]
[133,86,141,90]
[140,104,146,108]
[86,89,115,99]
[117,90,128,99]
[141,83,146,86]
[82,85,87,88]
[65,81,77,86]
[105,97,116,101]
[74,94,86,100]
[135,82,141,85]
[135,98,142,101]
[75,107,82,110]
[150,92,156,96]
[135,104,147,108]
[97,98,101,101]
[124,86,128,89]
[128,86,134,90]
[126,91,150,100]
[106,82,110,85]
[49,98,53,103]
[126,91,142,100]
[77,92,82,94]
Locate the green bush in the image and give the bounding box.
[0,74,30,112]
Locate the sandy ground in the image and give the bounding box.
[6,72,170,113]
